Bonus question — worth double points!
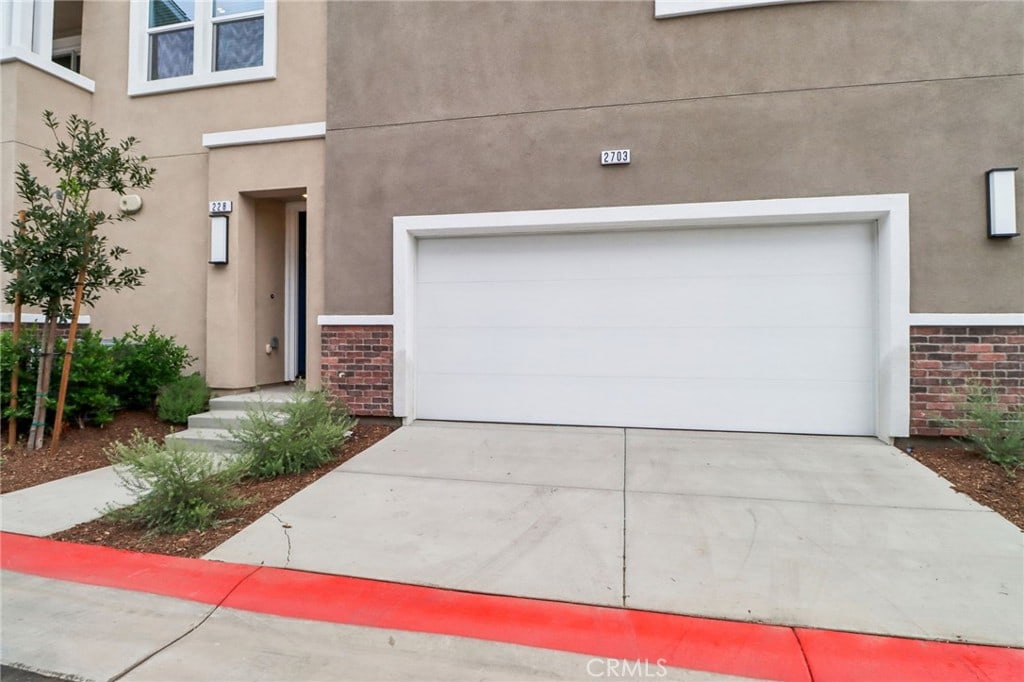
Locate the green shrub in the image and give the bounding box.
[0,329,42,425]
[53,329,120,426]
[943,382,1024,477]
[106,431,245,534]
[232,389,356,479]
[112,326,194,409]
[157,373,211,424]
[2,328,120,429]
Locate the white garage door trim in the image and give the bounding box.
[393,194,910,440]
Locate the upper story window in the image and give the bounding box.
[129,0,277,96]
[0,0,94,91]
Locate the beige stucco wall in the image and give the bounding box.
[206,139,325,389]
[1,62,94,249]
[324,0,1024,315]
[4,0,327,388]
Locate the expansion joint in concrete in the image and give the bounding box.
[107,565,262,682]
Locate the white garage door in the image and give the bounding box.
[414,222,876,435]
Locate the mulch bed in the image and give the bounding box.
[0,411,183,494]
[49,421,396,558]
[896,438,1023,531]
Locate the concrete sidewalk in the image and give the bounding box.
[4,534,1020,682]
[0,466,133,536]
[208,421,1024,647]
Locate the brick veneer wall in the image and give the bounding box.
[321,325,393,416]
[318,322,1024,431]
[910,326,1024,436]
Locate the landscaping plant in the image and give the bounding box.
[1,329,41,426]
[0,111,155,450]
[157,373,211,424]
[231,389,356,478]
[106,431,245,534]
[945,382,1024,476]
[113,326,194,409]
[52,329,120,427]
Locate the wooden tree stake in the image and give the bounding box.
[50,230,91,453]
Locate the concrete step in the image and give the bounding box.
[208,390,295,413]
[165,427,243,454]
[188,409,250,430]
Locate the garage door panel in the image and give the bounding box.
[414,223,876,435]
[418,327,873,382]
[417,224,873,283]
[416,373,874,436]
[418,274,872,329]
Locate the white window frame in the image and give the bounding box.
[0,0,95,91]
[655,1,814,18]
[128,0,277,96]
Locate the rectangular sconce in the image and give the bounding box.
[210,215,229,264]
[987,167,1018,238]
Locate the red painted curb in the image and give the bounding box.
[225,565,810,682]
[0,532,254,605]
[3,532,1022,682]
[797,628,1024,682]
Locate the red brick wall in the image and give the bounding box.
[321,325,393,416]
[910,326,1024,436]
[318,322,1024,430]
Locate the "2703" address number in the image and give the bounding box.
[600,149,631,165]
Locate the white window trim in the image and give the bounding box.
[655,0,814,19]
[393,194,911,441]
[202,122,325,148]
[0,44,95,91]
[0,0,94,92]
[127,0,277,97]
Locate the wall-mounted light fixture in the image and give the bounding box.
[210,215,229,264]
[987,167,1018,238]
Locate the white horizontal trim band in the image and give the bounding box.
[0,46,96,92]
[202,122,326,149]
[0,313,91,324]
[318,315,394,326]
[655,0,812,18]
[909,313,1024,326]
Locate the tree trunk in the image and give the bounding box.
[50,260,89,452]
[28,316,58,450]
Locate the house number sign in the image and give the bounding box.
[209,200,233,214]
[600,149,631,165]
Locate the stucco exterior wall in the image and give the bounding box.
[4,0,327,388]
[205,139,324,389]
[324,0,1024,315]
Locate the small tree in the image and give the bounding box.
[0,111,155,450]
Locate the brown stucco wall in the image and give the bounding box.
[324,0,1024,315]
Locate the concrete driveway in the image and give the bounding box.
[207,421,1023,648]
